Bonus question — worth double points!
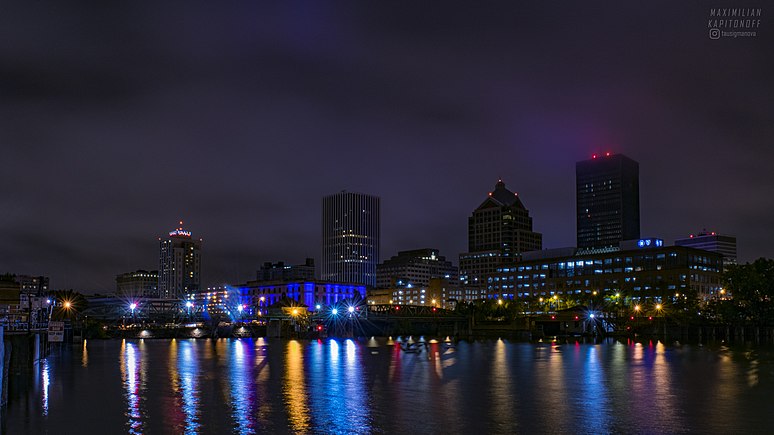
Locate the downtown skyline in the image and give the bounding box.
[2,1,773,292]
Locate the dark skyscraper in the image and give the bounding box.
[576,153,640,251]
[321,191,380,287]
[459,180,542,295]
[158,222,202,299]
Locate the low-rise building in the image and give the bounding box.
[488,242,723,302]
[117,270,159,298]
[256,258,316,282]
[675,230,737,267]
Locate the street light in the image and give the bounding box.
[348,306,355,314]
[331,308,338,316]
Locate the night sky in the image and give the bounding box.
[2,2,773,293]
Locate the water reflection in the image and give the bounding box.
[8,338,774,435]
[41,358,50,417]
[168,339,201,434]
[81,339,88,367]
[306,339,371,433]
[284,340,311,433]
[490,339,513,430]
[228,339,256,434]
[119,340,146,434]
[580,345,610,433]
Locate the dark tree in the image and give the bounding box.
[724,258,774,326]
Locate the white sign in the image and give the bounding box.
[48,321,65,342]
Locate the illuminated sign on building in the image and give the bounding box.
[637,238,663,248]
[169,229,192,237]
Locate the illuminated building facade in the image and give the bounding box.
[237,280,365,311]
[459,179,542,299]
[159,222,201,299]
[116,270,159,298]
[576,153,640,252]
[675,230,737,266]
[321,191,380,287]
[489,244,723,301]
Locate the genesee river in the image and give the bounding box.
[4,337,774,434]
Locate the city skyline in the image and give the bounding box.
[2,2,773,292]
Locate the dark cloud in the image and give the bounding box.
[1,1,772,292]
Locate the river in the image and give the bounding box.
[4,337,774,434]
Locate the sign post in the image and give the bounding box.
[48,321,64,343]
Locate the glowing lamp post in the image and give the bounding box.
[129,303,137,324]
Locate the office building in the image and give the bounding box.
[489,240,723,302]
[257,258,316,282]
[675,230,737,266]
[576,153,640,251]
[459,179,542,296]
[321,191,380,287]
[376,248,457,289]
[116,270,159,298]
[158,222,202,299]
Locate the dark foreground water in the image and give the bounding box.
[4,337,774,434]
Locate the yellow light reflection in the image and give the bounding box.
[82,339,88,367]
[284,340,310,432]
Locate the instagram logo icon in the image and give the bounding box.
[709,28,721,39]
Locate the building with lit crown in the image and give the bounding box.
[159,222,201,299]
[576,153,640,252]
[321,191,380,287]
[459,179,542,300]
[675,230,737,267]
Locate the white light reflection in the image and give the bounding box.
[41,359,50,416]
[120,340,145,434]
[229,339,256,434]
[180,341,201,435]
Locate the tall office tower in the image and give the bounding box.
[321,191,380,287]
[675,230,737,266]
[158,222,202,299]
[459,179,542,294]
[576,153,640,251]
